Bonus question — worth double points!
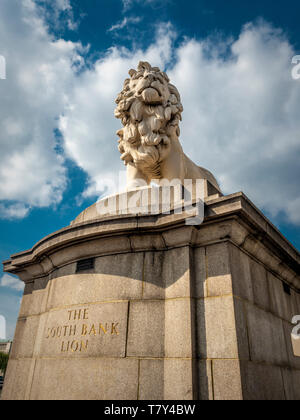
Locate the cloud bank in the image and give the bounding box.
[0,274,24,292]
[0,0,85,218]
[0,0,299,226]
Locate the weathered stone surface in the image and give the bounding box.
[47,253,144,310]
[206,242,232,297]
[281,368,300,400]
[143,247,191,300]
[139,359,164,400]
[2,188,300,401]
[127,300,165,357]
[10,316,40,359]
[245,303,288,365]
[249,259,271,311]
[229,244,253,302]
[282,320,300,369]
[1,359,33,400]
[163,359,194,400]
[212,359,243,400]
[197,360,213,400]
[39,302,128,358]
[197,296,241,359]
[19,278,50,317]
[193,247,207,298]
[29,358,139,400]
[165,299,193,358]
[268,272,295,321]
[240,361,286,400]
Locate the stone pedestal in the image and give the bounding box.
[1,192,300,400]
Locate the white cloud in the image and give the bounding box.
[168,22,300,224]
[0,274,24,292]
[0,0,86,218]
[60,21,300,225]
[122,0,162,11]
[55,0,71,11]
[0,203,30,219]
[0,2,299,228]
[108,16,142,32]
[37,0,78,31]
[59,23,175,197]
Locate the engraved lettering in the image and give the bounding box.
[81,324,88,336]
[99,323,108,335]
[69,324,77,336]
[111,323,119,335]
[61,340,70,353]
[83,309,89,320]
[89,324,97,336]
[80,340,89,352]
[71,340,79,352]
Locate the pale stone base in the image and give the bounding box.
[2,192,300,400]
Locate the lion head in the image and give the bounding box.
[115,61,183,179]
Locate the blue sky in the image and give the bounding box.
[0,0,300,339]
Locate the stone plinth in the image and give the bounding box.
[1,192,300,400]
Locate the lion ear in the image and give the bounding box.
[138,61,152,72]
[129,69,137,78]
[116,129,124,138]
[162,72,170,83]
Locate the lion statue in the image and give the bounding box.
[115,61,221,193]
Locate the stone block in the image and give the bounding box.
[1,359,33,400]
[249,259,271,311]
[39,302,128,358]
[29,358,139,400]
[281,368,300,400]
[229,244,253,302]
[240,361,285,400]
[162,226,195,248]
[193,247,207,298]
[49,236,131,267]
[245,303,288,365]
[197,296,240,359]
[19,278,51,318]
[10,316,40,359]
[165,299,193,358]
[212,359,243,400]
[282,320,300,369]
[206,243,232,297]
[163,359,194,400]
[143,248,191,300]
[139,359,164,400]
[197,360,213,400]
[127,300,165,357]
[46,253,144,310]
[268,272,295,321]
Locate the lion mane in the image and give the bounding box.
[115,61,183,179]
[114,61,221,192]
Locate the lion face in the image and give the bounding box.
[114,62,183,179]
[128,65,171,105]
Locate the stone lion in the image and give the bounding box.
[115,61,221,193]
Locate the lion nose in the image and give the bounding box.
[145,73,154,82]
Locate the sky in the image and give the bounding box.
[0,0,300,340]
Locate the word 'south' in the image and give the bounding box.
[44,307,120,353]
